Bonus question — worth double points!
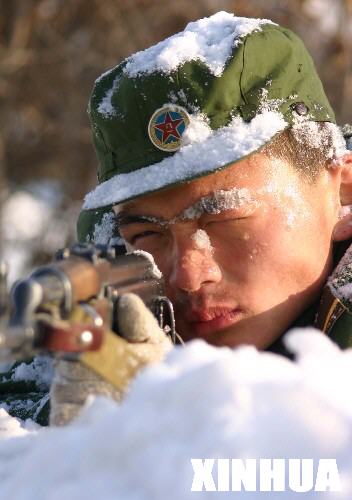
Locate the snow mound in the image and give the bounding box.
[1,328,352,499]
[0,409,31,439]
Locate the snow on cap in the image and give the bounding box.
[124,12,275,78]
[84,111,287,209]
[82,12,335,217]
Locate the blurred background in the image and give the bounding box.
[0,0,352,282]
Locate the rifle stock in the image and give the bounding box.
[0,244,176,376]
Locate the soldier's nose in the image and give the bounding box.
[169,240,222,293]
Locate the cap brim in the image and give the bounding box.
[83,111,288,210]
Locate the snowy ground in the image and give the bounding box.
[0,328,351,499]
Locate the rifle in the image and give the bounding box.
[0,243,176,392]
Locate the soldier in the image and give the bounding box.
[79,12,352,354]
[56,12,352,424]
[3,12,352,425]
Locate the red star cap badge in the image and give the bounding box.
[148,105,190,152]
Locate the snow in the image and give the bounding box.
[181,187,253,220]
[1,329,352,498]
[90,211,125,247]
[191,229,213,252]
[97,74,122,119]
[328,243,352,303]
[92,211,115,244]
[115,188,254,230]
[127,250,162,279]
[11,356,53,390]
[124,12,275,78]
[291,121,348,164]
[181,112,211,145]
[333,283,352,301]
[83,110,287,209]
[0,357,53,424]
[329,244,352,279]
[169,89,189,107]
[0,409,31,439]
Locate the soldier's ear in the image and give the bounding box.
[339,153,352,205]
[333,153,352,241]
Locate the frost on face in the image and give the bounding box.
[260,174,313,230]
[191,229,213,252]
[127,188,256,228]
[286,212,296,228]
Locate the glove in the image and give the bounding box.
[49,293,172,426]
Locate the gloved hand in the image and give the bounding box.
[50,293,172,426]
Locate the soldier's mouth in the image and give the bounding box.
[188,307,244,337]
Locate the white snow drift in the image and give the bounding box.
[1,328,352,499]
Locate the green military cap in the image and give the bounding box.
[78,11,335,242]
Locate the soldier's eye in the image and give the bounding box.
[130,231,160,244]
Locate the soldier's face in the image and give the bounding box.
[115,153,341,349]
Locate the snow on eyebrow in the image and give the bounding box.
[180,187,254,220]
[124,12,275,77]
[128,188,255,227]
[116,188,255,231]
